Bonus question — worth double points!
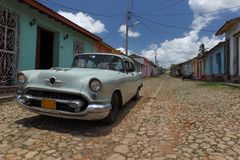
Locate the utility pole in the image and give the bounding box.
[155,50,158,66]
[125,0,131,56]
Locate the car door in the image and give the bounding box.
[128,61,141,97]
[122,60,131,101]
[124,60,138,100]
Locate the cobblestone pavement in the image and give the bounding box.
[0,74,240,160]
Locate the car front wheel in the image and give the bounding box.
[103,92,120,124]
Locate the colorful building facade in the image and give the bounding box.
[192,56,204,80]
[203,42,225,81]
[216,17,240,82]
[183,60,192,76]
[130,54,158,77]
[0,0,114,96]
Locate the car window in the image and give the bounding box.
[124,61,135,72]
[72,54,124,72]
[124,61,130,72]
[130,62,136,72]
[110,56,125,72]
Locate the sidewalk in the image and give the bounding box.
[223,82,240,88]
[0,95,14,101]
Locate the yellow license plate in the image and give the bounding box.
[41,99,56,110]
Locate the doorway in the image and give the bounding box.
[36,27,54,69]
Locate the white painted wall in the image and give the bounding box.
[133,57,144,65]
[225,21,240,76]
[238,36,240,76]
[229,38,234,75]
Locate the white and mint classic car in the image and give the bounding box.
[16,53,142,123]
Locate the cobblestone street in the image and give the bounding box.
[0,74,240,160]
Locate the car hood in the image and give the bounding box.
[22,68,119,93]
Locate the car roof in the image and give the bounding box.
[74,53,132,61]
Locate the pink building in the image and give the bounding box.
[130,54,158,77]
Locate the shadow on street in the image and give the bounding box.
[15,97,141,137]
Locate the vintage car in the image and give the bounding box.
[16,53,142,123]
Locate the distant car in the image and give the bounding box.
[182,73,194,80]
[16,53,143,123]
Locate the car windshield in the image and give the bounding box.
[72,54,125,72]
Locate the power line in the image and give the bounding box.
[137,0,186,14]
[141,5,240,17]
[38,0,124,18]
[130,0,134,13]
[135,14,216,33]
[111,0,124,13]
[133,14,178,38]
[131,16,165,49]
[133,15,172,41]
[102,20,125,39]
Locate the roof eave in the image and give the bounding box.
[215,24,229,36]
[216,17,240,36]
[19,0,102,42]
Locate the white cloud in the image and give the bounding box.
[141,35,223,67]
[58,11,106,34]
[189,0,240,13]
[119,25,140,38]
[116,47,134,55]
[140,0,240,67]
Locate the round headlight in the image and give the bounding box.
[89,79,101,92]
[17,73,27,85]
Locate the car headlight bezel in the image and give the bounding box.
[17,73,27,85]
[89,78,101,92]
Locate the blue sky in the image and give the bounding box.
[38,0,240,67]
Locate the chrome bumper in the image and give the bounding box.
[16,94,111,120]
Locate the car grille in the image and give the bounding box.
[26,90,85,101]
[25,90,88,112]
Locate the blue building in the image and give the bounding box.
[0,0,114,97]
[203,42,225,81]
[183,60,192,76]
[216,17,240,82]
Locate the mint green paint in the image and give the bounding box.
[3,1,96,71]
[19,12,37,71]
[58,32,74,67]
[53,32,60,67]
[80,35,95,53]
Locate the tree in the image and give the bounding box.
[199,43,207,56]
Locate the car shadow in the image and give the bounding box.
[15,97,141,137]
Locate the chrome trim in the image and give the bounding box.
[45,78,62,84]
[16,95,111,120]
[20,94,78,104]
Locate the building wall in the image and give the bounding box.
[211,48,225,74]
[183,62,192,75]
[193,58,203,79]
[94,43,112,53]
[225,21,240,76]
[146,62,153,77]
[133,58,144,65]
[192,59,198,77]
[131,57,146,77]
[134,63,142,73]
[203,43,225,81]
[151,66,159,76]
[142,60,153,77]
[142,60,148,77]
[3,1,95,71]
[204,57,211,75]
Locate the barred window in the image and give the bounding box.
[73,40,85,54]
[0,7,19,86]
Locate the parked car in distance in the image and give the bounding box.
[16,53,143,124]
